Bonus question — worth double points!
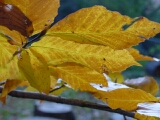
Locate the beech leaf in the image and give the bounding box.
[1,79,22,96]
[47,6,160,50]
[30,36,140,73]
[92,74,158,111]
[18,50,50,94]
[0,34,25,81]
[54,63,107,92]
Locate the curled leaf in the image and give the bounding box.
[123,77,159,95]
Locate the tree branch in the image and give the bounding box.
[0,87,135,118]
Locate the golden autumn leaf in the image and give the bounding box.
[108,72,124,83]
[123,77,159,96]
[2,0,60,35]
[30,36,140,73]
[47,6,160,50]
[53,63,107,92]
[0,34,26,81]
[128,48,154,61]
[0,79,22,103]
[1,79,22,97]
[50,85,69,96]
[0,26,27,45]
[93,88,158,111]
[49,66,58,88]
[135,112,159,120]
[0,34,17,67]
[18,50,50,94]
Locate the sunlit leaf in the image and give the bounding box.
[47,6,160,49]
[18,50,50,94]
[54,63,107,92]
[0,26,27,45]
[0,34,25,81]
[93,88,158,111]
[0,34,17,67]
[0,79,22,104]
[123,77,159,95]
[128,48,154,61]
[3,0,60,35]
[108,72,124,83]
[31,36,140,73]
[1,79,22,97]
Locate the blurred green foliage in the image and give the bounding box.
[56,0,160,22]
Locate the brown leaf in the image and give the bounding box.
[123,77,159,95]
[3,0,60,35]
[0,2,33,36]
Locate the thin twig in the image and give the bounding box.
[49,84,65,93]
[0,87,135,118]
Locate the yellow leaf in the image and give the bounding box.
[0,34,25,81]
[128,48,154,61]
[31,36,140,73]
[24,86,38,92]
[0,26,27,45]
[1,79,22,97]
[49,66,58,88]
[54,63,107,92]
[93,88,158,111]
[123,77,159,96]
[135,112,159,120]
[50,84,69,96]
[0,34,17,67]
[0,79,22,104]
[47,6,160,49]
[18,50,50,94]
[108,72,124,83]
[3,0,60,35]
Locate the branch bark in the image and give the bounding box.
[0,87,135,118]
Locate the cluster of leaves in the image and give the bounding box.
[0,0,160,119]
